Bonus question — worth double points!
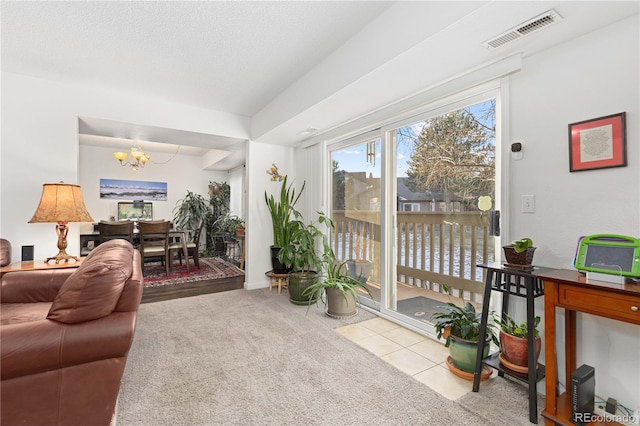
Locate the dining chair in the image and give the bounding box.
[98,220,135,245]
[137,220,171,275]
[169,220,204,270]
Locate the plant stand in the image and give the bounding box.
[473,263,552,424]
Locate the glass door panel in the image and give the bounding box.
[390,99,497,326]
[330,139,381,309]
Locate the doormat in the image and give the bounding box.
[143,257,244,288]
[397,296,449,323]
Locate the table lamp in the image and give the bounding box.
[29,182,94,264]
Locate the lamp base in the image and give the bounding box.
[44,223,79,264]
[45,250,79,264]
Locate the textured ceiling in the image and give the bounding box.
[2,1,638,169]
[2,1,392,116]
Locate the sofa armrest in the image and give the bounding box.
[1,312,137,380]
[0,269,73,303]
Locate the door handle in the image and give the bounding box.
[490,210,500,237]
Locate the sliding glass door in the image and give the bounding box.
[387,98,498,327]
[327,86,502,329]
[330,136,381,308]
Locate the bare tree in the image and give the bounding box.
[404,103,495,209]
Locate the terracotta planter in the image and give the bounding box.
[499,330,541,368]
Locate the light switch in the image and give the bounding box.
[522,195,535,213]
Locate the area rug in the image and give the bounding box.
[397,295,449,322]
[143,257,244,287]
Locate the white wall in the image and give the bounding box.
[289,14,639,410]
[78,144,226,233]
[244,141,297,289]
[508,16,639,406]
[0,72,249,262]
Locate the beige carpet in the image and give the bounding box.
[117,288,542,425]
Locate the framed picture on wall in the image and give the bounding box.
[568,112,626,172]
[99,179,167,200]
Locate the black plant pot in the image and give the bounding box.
[270,246,291,274]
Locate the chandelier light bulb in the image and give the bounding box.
[114,143,150,170]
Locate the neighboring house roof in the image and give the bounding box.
[397,177,462,202]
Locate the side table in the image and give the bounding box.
[474,263,551,424]
[265,271,288,294]
[0,258,85,275]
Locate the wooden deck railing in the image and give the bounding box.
[331,210,494,302]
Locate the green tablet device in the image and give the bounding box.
[575,234,640,278]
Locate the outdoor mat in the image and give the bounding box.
[143,257,244,287]
[397,296,449,323]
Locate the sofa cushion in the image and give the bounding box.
[1,302,52,326]
[47,240,134,323]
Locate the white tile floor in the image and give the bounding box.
[335,317,497,400]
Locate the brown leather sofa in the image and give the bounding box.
[1,239,143,425]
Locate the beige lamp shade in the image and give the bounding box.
[29,183,94,224]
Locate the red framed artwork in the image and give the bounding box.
[568,112,627,172]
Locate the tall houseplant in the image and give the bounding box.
[172,191,210,242]
[264,175,304,273]
[277,211,326,305]
[208,181,231,256]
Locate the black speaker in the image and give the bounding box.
[21,245,34,262]
[571,364,595,425]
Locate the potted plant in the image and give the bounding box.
[302,214,373,317]
[503,237,536,267]
[231,216,245,237]
[498,313,541,372]
[432,287,498,375]
[207,181,231,256]
[264,175,304,273]
[277,212,325,305]
[172,191,210,242]
[346,259,372,284]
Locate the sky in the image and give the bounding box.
[331,99,495,179]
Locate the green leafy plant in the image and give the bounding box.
[499,313,540,338]
[511,237,533,253]
[301,215,373,307]
[432,285,498,347]
[172,191,210,241]
[264,175,304,248]
[278,211,329,273]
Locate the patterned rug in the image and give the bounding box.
[143,257,244,288]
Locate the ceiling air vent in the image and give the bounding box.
[482,9,563,50]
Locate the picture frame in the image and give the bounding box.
[568,112,626,172]
[99,179,167,200]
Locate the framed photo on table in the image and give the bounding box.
[568,112,626,172]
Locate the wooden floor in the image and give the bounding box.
[141,275,245,304]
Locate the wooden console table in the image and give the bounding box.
[537,269,640,425]
[1,258,84,275]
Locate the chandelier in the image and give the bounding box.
[113,144,150,171]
